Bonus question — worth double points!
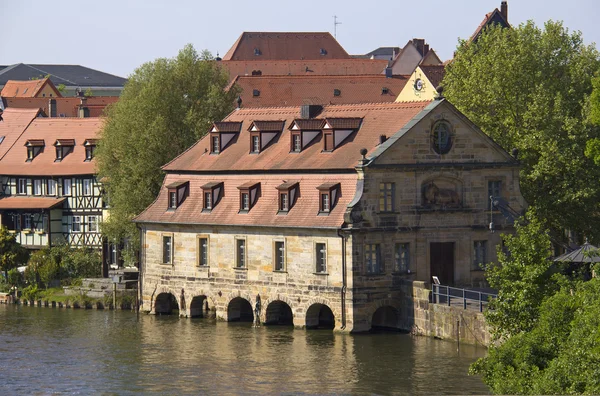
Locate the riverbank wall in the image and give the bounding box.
[406,281,491,347]
[0,292,137,311]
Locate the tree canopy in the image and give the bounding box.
[0,226,27,279]
[96,45,239,255]
[443,21,600,240]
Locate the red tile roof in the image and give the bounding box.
[1,78,61,98]
[0,117,102,176]
[0,108,40,159]
[420,65,446,89]
[163,101,430,173]
[222,32,350,61]
[0,196,66,209]
[219,59,388,77]
[134,173,357,229]
[233,75,409,107]
[3,96,118,117]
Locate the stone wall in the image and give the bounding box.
[140,223,357,330]
[407,281,491,347]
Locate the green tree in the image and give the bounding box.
[96,44,238,246]
[84,88,93,97]
[0,227,27,280]
[57,83,66,93]
[444,21,600,239]
[484,215,563,340]
[472,278,600,394]
[584,71,600,161]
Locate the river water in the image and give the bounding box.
[0,305,488,395]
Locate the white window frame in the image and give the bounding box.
[63,178,72,196]
[162,234,173,265]
[273,240,286,271]
[47,179,56,196]
[88,215,98,233]
[197,235,209,267]
[18,178,27,195]
[315,242,327,273]
[83,179,92,196]
[235,237,246,268]
[33,179,42,196]
[71,216,81,233]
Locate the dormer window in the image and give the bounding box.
[248,120,284,154]
[237,182,260,213]
[288,119,325,153]
[165,180,189,210]
[201,182,223,212]
[276,181,299,214]
[25,139,44,162]
[209,122,242,154]
[317,182,341,214]
[54,139,75,162]
[84,139,97,161]
[322,118,363,152]
[254,48,261,56]
[320,48,327,56]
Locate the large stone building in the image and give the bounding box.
[135,96,525,332]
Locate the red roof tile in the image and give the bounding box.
[212,121,242,133]
[1,78,61,98]
[223,32,350,61]
[134,173,357,229]
[0,117,103,176]
[219,59,388,77]
[249,120,285,132]
[325,117,362,129]
[420,65,446,89]
[163,101,430,172]
[0,108,40,159]
[234,75,409,107]
[0,196,65,209]
[4,96,118,117]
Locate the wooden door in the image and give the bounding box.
[430,242,455,285]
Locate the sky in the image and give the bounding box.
[1,0,599,79]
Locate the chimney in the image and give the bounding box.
[412,39,425,56]
[501,1,508,21]
[300,104,323,119]
[385,67,393,78]
[49,99,57,118]
[379,135,387,145]
[423,44,430,56]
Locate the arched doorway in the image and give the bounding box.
[306,303,335,329]
[227,297,254,322]
[190,296,208,318]
[371,306,400,331]
[155,293,179,315]
[265,301,293,326]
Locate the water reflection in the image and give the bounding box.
[0,305,488,395]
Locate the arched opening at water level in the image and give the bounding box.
[306,303,335,330]
[264,301,293,326]
[227,297,254,322]
[189,296,209,318]
[371,306,401,331]
[155,293,179,315]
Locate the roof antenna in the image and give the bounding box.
[333,15,342,39]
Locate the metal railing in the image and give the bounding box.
[431,284,497,312]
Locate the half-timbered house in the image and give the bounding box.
[0,114,107,270]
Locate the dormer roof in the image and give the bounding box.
[211,121,243,133]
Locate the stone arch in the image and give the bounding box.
[261,295,297,323]
[226,296,254,322]
[264,300,294,326]
[189,295,208,318]
[154,291,179,315]
[305,302,335,330]
[365,299,406,331]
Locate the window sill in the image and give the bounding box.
[22,229,32,234]
[34,231,46,235]
[8,230,17,234]
[166,208,177,212]
[313,272,328,276]
[197,265,209,270]
[277,210,289,216]
[201,208,212,213]
[364,273,386,277]
[238,210,249,214]
[233,266,247,271]
[317,211,330,216]
[273,269,287,273]
[161,262,173,266]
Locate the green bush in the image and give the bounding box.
[7,268,23,287]
[22,284,41,301]
[25,244,102,287]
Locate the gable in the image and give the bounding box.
[390,43,422,76]
[395,67,438,103]
[372,100,515,166]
